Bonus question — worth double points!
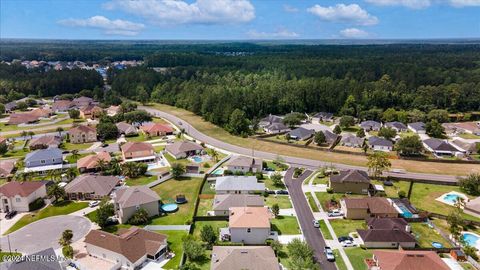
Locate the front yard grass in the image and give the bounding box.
[192,220,228,239]
[330,219,366,238]
[263,175,285,190]
[306,193,319,212]
[62,142,94,151]
[313,175,329,185]
[271,216,301,235]
[344,247,372,270]
[264,195,292,209]
[155,230,189,269]
[125,175,158,186]
[333,249,348,270]
[318,220,333,240]
[315,192,366,211]
[149,177,203,225]
[371,180,410,198]
[410,222,451,248]
[5,200,88,234]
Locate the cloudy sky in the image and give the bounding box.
[1,0,479,39]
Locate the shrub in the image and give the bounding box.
[326,188,333,194]
[203,163,211,168]
[398,190,406,198]
[29,198,45,211]
[223,170,233,175]
[255,172,264,180]
[128,208,150,225]
[62,245,73,259]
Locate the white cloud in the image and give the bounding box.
[448,0,480,7]
[307,4,378,26]
[283,4,299,13]
[58,16,145,36]
[365,0,431,9]
[340,28,370,38]
[247,29,299,39]
[103,0,255,25]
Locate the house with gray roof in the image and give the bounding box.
[423,138,460,156]
[312,112,334,123]
[213,194,264,216]
[116,121,138,136]
[5,101,17,113]
[288,127,314,141]
[340,134,365,148]
[225,156,263,173]
[368,136,393,152]
[384,122,407,132]
[65,174,120,200]
[24,148,63,173]
[165,140,203,159]
[323,130,339,145]
[264,122,289,134]
[259,114,283,128]
[408,122,426,134]
[210,246,280,270]
[360,120,382,131]
[215,176,265,194]
[330,169,371,194]
[451,139,478,155]
[113,186,160,223]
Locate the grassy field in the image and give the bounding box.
[263,175,285,190]
[5,201,88,234]
[306,193,320,212]
[330,219,366,238]
[333,249,348,270]
[410,222,452,248]
[271,216,301,235]
[371,180,410,198]
[150,103,480,176]
[125,175,158,186]
[264,195,292,209]
[315,192,366,211]
[313,175,329,185]
[459,133,480,139]
[66,153,89,163]
[192,220,228,239]
[196,197,213,216]
[155,230,189,270]
[344,247,372,270]
[318,220,333,240]
[150,177,203,225]
[62,142,94,151]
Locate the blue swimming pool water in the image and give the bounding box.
[212,168,224,175]
[432,242,443,248]
[161,203,179,212]
[398,205,413,218]
[192,156,203,163]
[443,194,461,204]
[463,233,480,247]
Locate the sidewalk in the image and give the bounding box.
[0,212,27,235]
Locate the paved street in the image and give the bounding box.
[0,215,91,254]
[284,168,337,270]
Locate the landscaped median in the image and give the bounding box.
[4,200,88,235]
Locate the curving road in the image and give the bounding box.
[141,106,460,183]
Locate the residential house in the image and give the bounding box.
[140,123,174,137]
[360,120,382,131]
[30,107,53,119]
[215,176,265,194]
[288,127,314,141]
[340,134,365,148]
[77,151,111,173]
[371,250,450,270]
[0,136,7,147]
[259,114,283,128]
[465,197,480,218]
[0,181,47,212]
[312,112,334,123]
[79,104,103,120]
[72,96,94,107]
[213,194,264,216]
[7,113,40,125]
[65,174,120,200]
[225,156,263,173]
[329,169,371,194]
[113,186,160,224]
[68,125,97,144]
[121,142,156,163]
[423,138,459,156]
[24,148,64,173]
[0,159,16,178]
[5,101,17,113]
[116,122,138,136]
[52,100,74,112]
[165,141,203,159]
[106,105,120,116]
[84,227,168,270]
[357,222,416,248]
[323,130,339,146]
[210,246,280,270]
[28,135,62,150]
[228,207,272,244]
[442,122,480,136]
[341,197,399,219]
[369,136,394,152]
[408,122,426,134]
[384,122,408,132]
[451,139,478,155]
[264,122,289,134]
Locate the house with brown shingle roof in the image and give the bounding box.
[113,186,160,223]
[68,125,97,144]
[65,174,120,200]
[52,100,74,112]
[341,197,399,220]
[84,227,168,270]
[225,155,263,174]
[77,151,111,173]
[372,250,450,270]
[0,181,47,212]
[329,169,371,194]
[116,122,137,136]
[7,113,40,125]
[211,246,280,270]
[30,107,53,118]
[0,159,16,178]
[79,104,103,120]
[213,194,264,216]
[139,123,174,137]
[165,140,203,159]
[121,142,156,163]
[228,207,272,244]
[29,135,62,150]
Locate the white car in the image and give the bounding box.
[89,201,100,208]
[327,209,343,217]
[341,240,356,247]
[324,247,335,262]
[313,220,320,228]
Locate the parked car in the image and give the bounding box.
[89,201,100,208]
[327,209,343,217]
[313,220,320,228]
[338,236,354,243]
[341,240,356,247]
[383,180,394,186]
[276,190,289,195]
[5,211,17,220]
[324,247,335,262]
[106,216,119,226]
[265,189,276,195]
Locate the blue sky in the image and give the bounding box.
[1,0,479,39]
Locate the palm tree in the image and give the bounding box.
[70,150,79,161]
[15,172,28,182]
[96,158,108,172]
[47,169,62,182]
[58,229,73,247]
[56,127,64,137]
[65,167,77,181]
[28,131,35,139]
[208,148,219,163]
[48,184,66,202]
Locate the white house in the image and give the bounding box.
[215,176,265,194]
[228,207,272,244]
[368,136,393,152]
[225,156,263,174]
[0,181,47,212]
[408,122,426,134]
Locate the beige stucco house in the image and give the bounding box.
[113,186,160,224]
[0,181,47,212]
[68,125,97,144]
[228,207,272,244]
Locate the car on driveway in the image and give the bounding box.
[313,220,320,228]
[338,236,354,242]
[264,189,276,195]
[89,201,100,208]
[341,240,356,247]
[324,247,335,262]
[327,209,343,217]
[276,190,289,195]
[5,211,17,219]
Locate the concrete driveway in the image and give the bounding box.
[0,215,91,254]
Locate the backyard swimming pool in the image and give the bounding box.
[462,232,480,248]
[436,191,469,206]
[398,204,413,218]
[161,203,179,213]
[212,168,224,175]
[192,156,203,163]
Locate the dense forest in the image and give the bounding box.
[1,41,480,130]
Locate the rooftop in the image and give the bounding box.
[229,207,271,228]
[211,246,280,270]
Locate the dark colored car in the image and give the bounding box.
[383,180,394,186]
[265,189,276,195]
[338,236,354,242]
[5,211,17,219]
[276,190,289,195]
[62,150,70,154]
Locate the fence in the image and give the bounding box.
[428,213,480,226]
[147,173,173,188]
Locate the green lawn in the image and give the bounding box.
[149,177,203,225]
[125,133,147,142]
[263,175,285,190]
[315,192,366,211]
[155,230,189,270]
[313,175,329,185]
[193,221,228,239]
[410,222,451,248]
[460,262,476,270]
[5,201,88,234]
[271,216,301,235]
[306,193,319,212]
[201,182,215,195]
[62,142,94,151]
[66,153,89,163]
[197,198,213,216]
[264,195,292,209]
[318,220,333,240]
[330,219,366,238]
[371,180,410,198]
[0,252,22,262]
[125,175,158,186]
[344,247,372,270]
[333,249,348,270]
